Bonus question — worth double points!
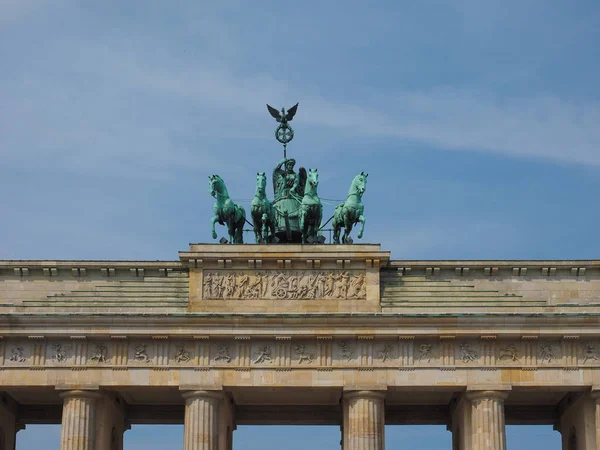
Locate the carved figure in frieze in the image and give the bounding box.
[378,344,394,362]
[213,274,224,298]
[540,343,555,363]
[338,341,354,362]
[334,272,350,298]
[324,272,335,297]
[51,344,67,363]
[583,344,600,363]
[237,273,250,298]
[90,344,108,363]
[306,273,319,299]
[223,274,237,299]
[9,347,25,363]
[214,345,231,363]
[459,343,478,363]
[247,273,264,299]
[349,273,366,298]
[174,344,191,363]
[294,344,315,364]
[203,272,214,298]
[253,345,273,364]
[499,344,519,362]
[316,272,327,298]
[418,344,433,362]
[133,344,150,363]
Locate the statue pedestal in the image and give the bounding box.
[179,244,390,314]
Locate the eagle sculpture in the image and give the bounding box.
[266,103,299,125]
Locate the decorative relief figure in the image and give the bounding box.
[9,347,25,363]
[583,344,600,363]
[51,344,67,363]
[90,344,108,363]
[294,344,315,364]
[133,344,150,363]
[203,271,367,300]
[378,344,394,362]
[459,343,478,363]
[338,341,354,362]
[214,345,231,363]
[540,343,556,363]
[253,345,273,364]
[174,344,191,363]
[418,344,433,362]
[499,344,519,362]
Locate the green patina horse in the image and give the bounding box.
[300,169,323,244]
[250,172,275,243]
[332,172,368,244]
[209,174,246,244]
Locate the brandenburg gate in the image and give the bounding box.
[1,245,600,450]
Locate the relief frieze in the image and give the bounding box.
[203,270,366,300]
[2,338,600,370]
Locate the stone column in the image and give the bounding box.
[95,393,128,450]
[466,391,508,450]
[59,390,102,450]
[342,390,385,450]
[0,392,20,450]
[183,390,223,450]
[558,392,598,450]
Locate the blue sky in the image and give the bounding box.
[2,0,599,448]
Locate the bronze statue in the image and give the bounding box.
[209,175,246,244]
[250,172,275,243]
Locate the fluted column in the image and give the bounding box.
[183,390,223,450]
[466,391,508,450]
[342,390,385,450]
[59,390,102,450]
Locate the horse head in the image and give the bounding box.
[307,168,319,190]
[350,171,368,197]
[208,174,225,199]
[255,172,267,196]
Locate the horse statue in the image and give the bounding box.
[300,169,323,244]
[250,172,275,243]
[332,172,368,244]
[209,174,246,244]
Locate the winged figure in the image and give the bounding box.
[266,103,299,125]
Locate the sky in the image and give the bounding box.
[1,0,599,448]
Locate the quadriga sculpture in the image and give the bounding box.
[209,174,246,244]
[332,172,367,244]
[300,168,323,244]
[250,172,275,243]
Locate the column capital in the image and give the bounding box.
[181,390,225,401]
[466,390,509,402]
[343,390,387,401]
[59,389,103,401]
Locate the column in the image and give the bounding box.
[342,390,385,450]
[0,393,20,450]
[558,392,598,450]
[466,391,508,450]
[59,390,102,450]
[183,390,223,450]
[95,393,128,450]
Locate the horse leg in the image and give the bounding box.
[316,205,323,242]
[211,215,219,240]
[300,208,306,244]
[261,213,268,243]
[343,212,353,243]
[357,214,366,239]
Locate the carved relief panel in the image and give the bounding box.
[202,270,366,300]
